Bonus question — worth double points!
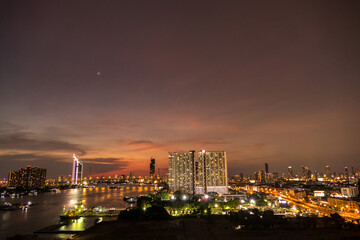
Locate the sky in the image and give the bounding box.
[0,1,360,179]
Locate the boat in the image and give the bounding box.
[59,204,121,219]
[123,196,137,203]
[0,202,20,211]
[50,188,59,193]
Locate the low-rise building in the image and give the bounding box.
[327,197,360,212]
[221,193,248,202]
[340,187,359,197]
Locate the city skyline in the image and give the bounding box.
[1,1,360,179]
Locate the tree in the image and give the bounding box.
[255,199,267,207]
[137,196,152,210]
[173,190,183,200]
[237,210,250,229]
[118,208,144,220]
[330,213,344,229]
[226,199,240,209]
[157,192,170,200]
[145,205,171,220]
[262,210,274,229]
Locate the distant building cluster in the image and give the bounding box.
[8,166,46,189]
[169,150,228,194]
[247,164,360,182]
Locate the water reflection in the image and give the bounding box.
[59,217,86,231]
[0,186,154,240]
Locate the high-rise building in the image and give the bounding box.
[71,154,83,185]
[302,166,311,179]
[325,166,331,178]
[345,167,349,184]
[150,158,155,178]
[197,150,227,194]
[8,166,46,188]
[169,150,228,195]
[302,166,306,178]
[265,163,269,174]
[258,169,266,182]
[288,166,293,178]
[129,172,134,178]
[169,151,196,194]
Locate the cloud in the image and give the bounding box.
[81,157,127,165]
[126,140,154,146]
[194,140,230,145]
[0,132,87,155]
[0,153,67,163]
[0,153,129,178]
[0,121,24,134]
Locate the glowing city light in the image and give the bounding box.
[72,154,83,185]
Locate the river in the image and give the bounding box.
[0,185,155,239]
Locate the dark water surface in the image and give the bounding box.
[0,185,154,239]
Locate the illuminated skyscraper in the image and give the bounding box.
[169,151,196,194]
[169,150,228,194]
[197,150,228,194]
[150,158,155,178]
[71,154,83,185]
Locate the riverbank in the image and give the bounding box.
[73,217,360,240]
[0,186,155,240]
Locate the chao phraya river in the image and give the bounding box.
[0,185,155,239]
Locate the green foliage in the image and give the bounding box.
[137,196,152,209]
[255,199,267,207]
[225,199,240,209]
[157,192,170,200]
